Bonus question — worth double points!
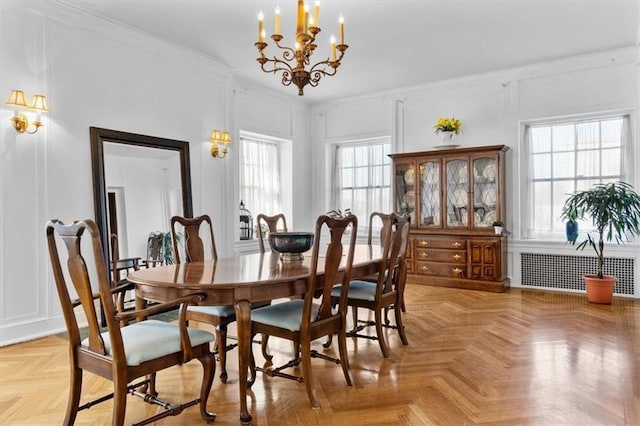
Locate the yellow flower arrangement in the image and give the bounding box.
[433,117,462,134]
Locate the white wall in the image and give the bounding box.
[0,1,310,346]
[311,47,640,296]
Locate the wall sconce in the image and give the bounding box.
[6,90,49,134]
[210,129,231,158]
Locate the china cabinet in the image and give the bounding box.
[389,145,509,292]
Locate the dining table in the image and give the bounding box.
[127,244,383,424]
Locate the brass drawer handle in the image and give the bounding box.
[453,254,462,260]
[418,240,428,246]
[421,266,429,271]
[420,252,428,257]
[452,242,462,248]
[453,268,463,274]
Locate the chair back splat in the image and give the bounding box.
[46,219,215,425]
[256,213,288,253]
[171,214,217,263]
[249,214,358,408]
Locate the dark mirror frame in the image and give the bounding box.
[90,127,193,262]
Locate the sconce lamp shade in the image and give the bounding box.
[31,94,49,112]
[209,129,222,142]
[220,131,232,144]
[6,90,28,108]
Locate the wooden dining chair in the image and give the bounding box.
[332,212,410,358]
[46,219,216,425]
[248,214,358,408]
[256,213,288,253]
[110,233,142,324]
[170,214,238,383]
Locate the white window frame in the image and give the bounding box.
[521,112,633,240]
[330,136,392,235]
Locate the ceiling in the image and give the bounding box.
[58,0,639,104]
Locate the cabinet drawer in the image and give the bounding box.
[415,248,466,263]
[415,261,467,278]
[414,237,466,250]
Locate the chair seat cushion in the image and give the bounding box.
[82,319,214,366]
[332,280,377,302]
[187,304,236,318]
[251,300,319,332]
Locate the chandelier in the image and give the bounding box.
[254,1,348,96]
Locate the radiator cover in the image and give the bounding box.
[520,253,635,295]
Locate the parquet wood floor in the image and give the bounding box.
[1,285,638,425]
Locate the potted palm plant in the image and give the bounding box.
[560,181,640,304]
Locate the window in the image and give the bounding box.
[332,137,392,231]
[239,132,285,219]
[524,114,630,239]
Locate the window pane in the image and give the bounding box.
[576,149,599,178]
[552,152,575,179]
[552,125,574,151]
[354,166,368,187]
[342,168,353,187]
[354,146,368,166]
[602,148,621,176]
[533,181,551,230]
[533,153,551,179]
[553,180,574,230]
[576,121,599,150]
[341,147,354,167]
[530,127,551,153]
[601,119,622,148]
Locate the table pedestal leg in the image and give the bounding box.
[234,299,253,424]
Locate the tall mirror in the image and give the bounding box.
[90,127,193,268]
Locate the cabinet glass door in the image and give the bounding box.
[418,160,441,227]
[394,161,416,225]
[445,158,469,228]
[471,156,498,228]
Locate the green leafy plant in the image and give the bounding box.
[560,181,640,278]
[492,221,504,227]
[433,117,462,134]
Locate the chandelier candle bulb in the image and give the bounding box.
[339,15,344,44]
[314,1,320,27]
[330,36,336,61]
[297,0,304,34]
[258,11,264,42]
[304,4,309,33]
[275,7,280,34]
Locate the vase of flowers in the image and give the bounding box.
[434,117,462,144]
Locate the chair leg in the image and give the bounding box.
[215,324,229,383]
[197,352,217,422]
[248,332,257,388]
[261,333,273,361]
[112,376,128,426]
[394,303,409,345]
[351,306,358,333]
[300,339,319,408]
[337,329,352,385]
[375,309,390,358]
[63,366,82,425]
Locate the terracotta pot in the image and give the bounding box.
[583,274,616,304]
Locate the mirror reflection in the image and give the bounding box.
[104,143,182,263]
